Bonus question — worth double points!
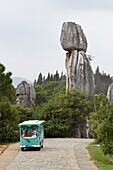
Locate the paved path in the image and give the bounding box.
[0,138,98,170]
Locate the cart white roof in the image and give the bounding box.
[19,120,44,127]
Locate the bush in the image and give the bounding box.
[0,97,20,142]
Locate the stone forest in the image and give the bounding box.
[14,21,113,139]
[15,21,95,138]
[1,21,113,164]
[60,21,94,95]
[16,22,95,106]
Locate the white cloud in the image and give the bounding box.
[50,0,113,10]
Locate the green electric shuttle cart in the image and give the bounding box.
[19,120,44,151]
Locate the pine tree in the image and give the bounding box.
[37,73,43,85]
[61,71,66,80]
[50,74,54,81]
[54,70,59,81]
[0,63,14,102]
[46,73,51,81]
[33,79,37,86]
[94,66,112,95]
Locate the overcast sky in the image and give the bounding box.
[0,0,113,81]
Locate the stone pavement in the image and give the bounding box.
[0,138,98,170]
[0,142,20,170]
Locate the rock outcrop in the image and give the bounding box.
[60,21,94,96]
[60,22,87,52]
[16,81,36,108]
[65,50,94,95]
[60,21,95,138]
[107,83,113,103]
[107,83,113,162]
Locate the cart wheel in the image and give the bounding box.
[21,148,24,151]
[36,147,40,151]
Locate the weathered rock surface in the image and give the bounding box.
[66,50,94,95]
[60,22,94,95]
[107,83,113,162]
[60,21,94,138]
[16,81,36,108]
[107,83,113,103]
[60,22,88,52]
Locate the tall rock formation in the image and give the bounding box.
[60,22,94,95]
[60,21,94,138]
[60,22,87,52]
[107,83,113,162]
[107,83,113,103]
[16,81,36,108]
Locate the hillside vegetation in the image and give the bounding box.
[0,63,113,143]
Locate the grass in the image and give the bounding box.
[87,143,113,170]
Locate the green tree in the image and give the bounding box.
[90,94,113,162]
[33,79,37,86]
[16,105,36,123]
[36,88,93,138]
[54,70,59,81]
[50,74,54,81]
[0,97,20,142]
[35,85,48,105]
[0,63,18,142]
[46,72,51,81]
[94,66,112,95]
[35,81,66,106]
[37,73,43,85]
[60,71,66,81]
[0,63,15,103]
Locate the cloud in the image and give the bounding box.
[0,0,113,80]
[50,0,113,11]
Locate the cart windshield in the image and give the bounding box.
[21,125,38,138]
